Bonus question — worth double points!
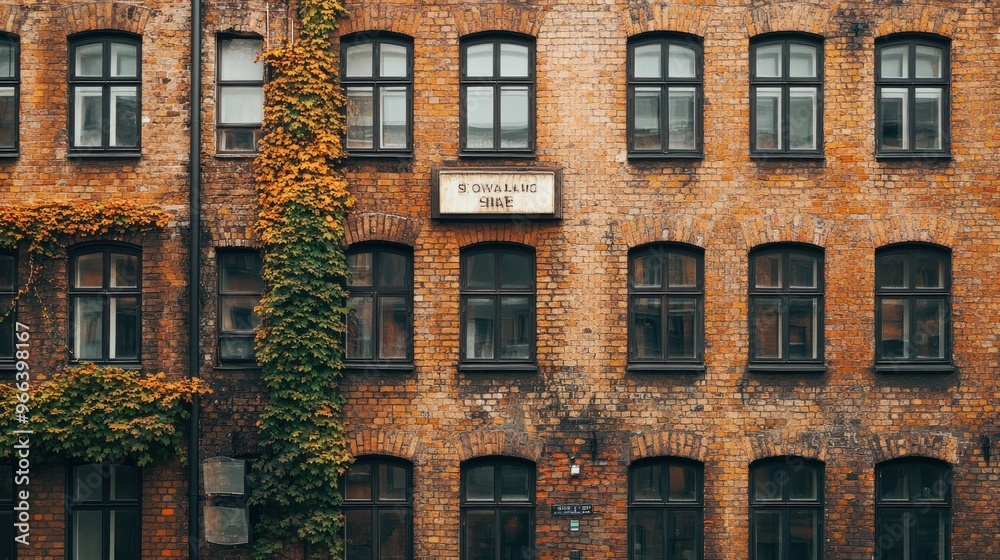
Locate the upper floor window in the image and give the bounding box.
[69,245,140,363]
[68,33,140,155]
[217,35,264,154]
[876,34,950,156]
[343,456,413,560]
[875,244,952,372]
[346,244,413,369]
[750,458,823,560]
[461,457,535,560]
[69,463,141,560]
[0,252,14,367]
[461,34,535,156]
[628,244,703,371]
[628,33,702,157]
[217,249,263,363]
[0,34,18,154]
[876,458,951,560]
[460,244,535,371]
[751,34,823,156]
[628,457,703,560]
[342,33,413,156]
[749,245,824,370]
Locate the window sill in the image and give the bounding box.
[67,150,142,159]
[459,152,536,160]
[628,153,704,161]
[627,363,705,374]
[344,363,415,375]
[214,152,258,159]
[70,360,142,370]
[750,153,825,160]
[874,363,956,375]
[747,363,827,374]
[214,362,261,371]
[0,151,17,159]
[347,152,414,160]
[459,362,538,374]
[876,153,952,162]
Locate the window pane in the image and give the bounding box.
[465,86,494,149]
[670,511,699,558]
[110,86,139,147]
[347,296,374,359]
[788,509,819,560]
[632,297,663,360]
[110,296,139,359]
[914,254,945,288]
[499,86,529,149]
[465,465,495,501]
[880,299,910,359]
[345,43,373,78]
[346,463,372,501]
[75,43,103,77]
[914,88,943,150]
[668,464,698,501]
[378,296,408,360]
[879,463,909,501]
[880,88,909,150]
[378,463,408,501]
[916,510,947,560]
[788,464,818,500]
[500,465,530,501]
[668,298,698,359]
[631,464,662,501]
[219,128,259,152]
[74,510,104,560]
[788,252,817,288]
[73,464,105,502]
[378,509,410,560]
[668,44,696,78]
[220,38,263,81]
[0,42,13,78]
[464,252,496,289]
[110,43,137,77]
[789,43,818,78]
[881,45,908,79]
[499,511,531,559]
[876,510,907,558]
[915,45,943,79]
[465,297,495,359]
[499,296,531,359]
[631,509,664,560]
[466,44,493,78]
[633,44,661,79]
[220,252,264,292]
[110,253,138,288]
[76,253,104,288]
[377,251,409,288]
[220,337,255,361]
[345,509,374,559]
[500,250,532,289]
[754,88,781,150]
[789,88,818,151]
[633,87,662,151]
[380,43,408,78]
[878,253,908,289]
[463,510,495,560]
[668,253,697,287]
[754,464,784,501]
[380,87,408,150]
[74,86,103,147]
[916,463,947,501]
[668,87,696,150]
[753,510,782,560]
[111,465,140,501]
[754,253,782,288]
[500,43,529,78]
[74,297,104,360]
[0,88,15,148]
[632,252,663,288]
[348,251,374,287]
[914,298,945,359]
[753,298,782,359]
[221,296,260,332]
[788,298,817,360]
[111,510,140,560]
[220,86,264,124]
[0,511,11,560]
[0,254,14,289]
[346,87,374,150]
[755,44,782,78]
[0,299,11,358]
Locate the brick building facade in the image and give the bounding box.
[2,0,1000,559]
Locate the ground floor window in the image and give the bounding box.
[68,463,141,560]
[461,458,535,560]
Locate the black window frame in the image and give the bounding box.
[460,33,536,157]
[67,462,142,560]
[345,243,414,372]
[67,32,142,157]
[628,457,704,560]
[627,244,704,372]
[748,244,825,372]
[216,34,265,155]
[0,462,14,560]
[68,244,141,364]
[875,34,951,158]
[749,457,824,560]
[875,457,951,560]
[0,33,19,156]
[0,250,15,370]
[874,243,953,374]
[343,456,414,560]
[460,457,535,560]
[750,33,824,158]
[459,243,536,372]
[216,248,263,365]
[341,32,414,158]
[627,33,704,159]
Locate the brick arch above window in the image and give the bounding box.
[452,4,547,37]
[743,430,831,464]
[454,430,544,463]
[739,214,832,250]
[0,5,28,34]
[623,3,715,38]
[343,212,422,247]
[616,215,712,250]
[348,429,424,462]
[872,6,958,38]
[455,223,544,249]
[62,1,154,36]
[742,3,831,37]
[866,214,958,249]
[868,433,959,465]
[337,3,423,37]
[626,430,709,464]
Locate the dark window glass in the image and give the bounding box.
[750,458,823,560]
[749,246,824,366]
[344,457,413,560]
[0,252,14,363]
[461,458,534,560]
[628,244,703,367]
[0,34,18,152]
[346,244,413,365]
[461,34,535,155]
[68,463,141,560]
[218,249,263,363]
[69,246,141,363]
[0,464,13,560]
[342,33,413,155]
[628,458,703,560]
[217,35,264,153]
[751,34,822,155]
[875,244,951,368]
[876,35,950,155]
[69,34,141,154]
[876,458,951,560]
[460,245,534,366]
[628,33,702,156]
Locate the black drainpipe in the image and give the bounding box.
[188,0,202,556]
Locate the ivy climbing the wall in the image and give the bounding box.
[251,0,355,558]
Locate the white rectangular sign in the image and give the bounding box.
[432,168,561,219]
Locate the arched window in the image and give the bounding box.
[68,33,141,155]
[876,34,950,156]
[750,34,823,156]
[346,243,413,369]
[460,33,535,155]
[341,32,413,155]
[875,458,951,560]
[343,456,414,560]
[628,457,703,560]
[461,457,535,560]
[749,457,823,560]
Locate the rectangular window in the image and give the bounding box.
[345,245,413,371]
[628,34,702,157]
[0,34,18,153]
[750,35,822,156]
[342,33,413,155]
[460,35,535,155]
[68,464,141,560]
[876,35,949,156]
[218,250,263,363]
[217,36,264,154]
[68,35,141,155]
[0,253,14,366]
[69,247,140,363]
